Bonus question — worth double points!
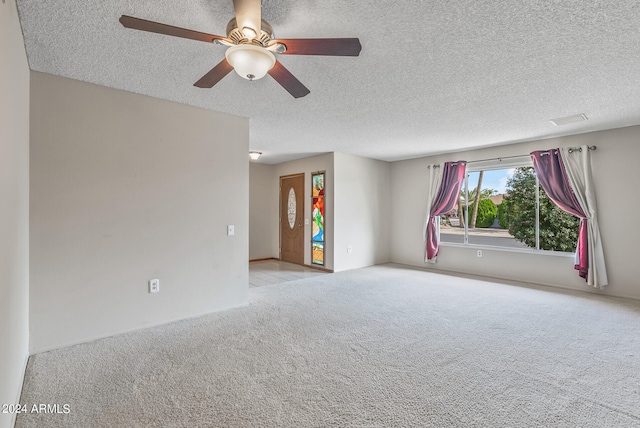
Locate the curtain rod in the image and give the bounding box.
[430,145,597,167]
[427,160,465,169]
[465,154,530,165]
[428,146,597,168]
[567,145,597,154]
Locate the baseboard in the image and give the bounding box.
[304,264,333,273]
[249,258,333,272]
[384,261,640,302]
[11,354,30,428]
[29,302,249,356]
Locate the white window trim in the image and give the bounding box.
[439,241,576,258]
[440,159,576,256]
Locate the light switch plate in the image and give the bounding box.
[227,225,234,236]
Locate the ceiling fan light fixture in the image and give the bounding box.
[249,151,262,160]
[225,44,275,81]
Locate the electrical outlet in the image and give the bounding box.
[347,246,353,253]
[477,250,483,258]
[149,279,160,293]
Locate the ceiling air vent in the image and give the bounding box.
[550,113,588,126]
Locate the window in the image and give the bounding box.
[440,160,579,252]
[311,171,325,265]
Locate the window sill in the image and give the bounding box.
[439,241,576,258]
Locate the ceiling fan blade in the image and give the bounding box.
[274,38,362,56]
[193,59,234,88]
[119,15,228,44]
[233,0,262,36]
[268,61,310,99]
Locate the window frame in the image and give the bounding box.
[438,158,576,256]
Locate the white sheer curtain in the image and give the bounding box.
[423,164,444,263]
[560,145,608,288]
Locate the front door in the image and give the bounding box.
[280,173,305,264]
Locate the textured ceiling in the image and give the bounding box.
[15,0,640,164]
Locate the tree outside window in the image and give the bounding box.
[440,165,579,252]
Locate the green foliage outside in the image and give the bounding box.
[502,167,579,251]
[459,187,496,226]
[468,199,497,228]
[497,203,508,228]
[459,188,496,207]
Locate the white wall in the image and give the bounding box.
[273,154,335,270]
[249,162,278,260]
[390,126,640,300]
[0,1,30,426]
[333,153,391,272]
[249,152,392,273]
[29,72,250,352]
[249,154,335,269]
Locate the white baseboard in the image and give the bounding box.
[29,302,248,355]
[10,354,30,428]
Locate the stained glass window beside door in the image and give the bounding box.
[311,172,325,265]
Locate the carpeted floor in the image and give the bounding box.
[16,264,640,427]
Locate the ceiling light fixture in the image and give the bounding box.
[225,45,275,81]
[249,151,262,160]
[550,113,588,126]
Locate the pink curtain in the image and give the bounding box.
[531,149,588,280]
[425,161,466,261]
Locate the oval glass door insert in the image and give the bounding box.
[287,187,296,229]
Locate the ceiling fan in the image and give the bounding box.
[120,0,362,98]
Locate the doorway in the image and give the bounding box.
[280,173,305,264]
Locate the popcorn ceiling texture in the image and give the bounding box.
[15,0,640,163]
[15,265,640,427]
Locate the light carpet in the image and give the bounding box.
[16,264,640,427]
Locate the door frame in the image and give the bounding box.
[279,173,305,265]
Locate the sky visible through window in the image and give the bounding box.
[466,168,515,194]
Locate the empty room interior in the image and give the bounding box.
[2,1,640,426]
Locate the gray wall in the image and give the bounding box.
[249,162,278,260]
[249,152,392,273]
[29,73,250,352]
[390,126,640,300]
[273,154,335,270]
[249,154,335,269]
[0,1,30,427]
[333,153,391,271]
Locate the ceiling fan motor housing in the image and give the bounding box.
[226,18,274,46]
